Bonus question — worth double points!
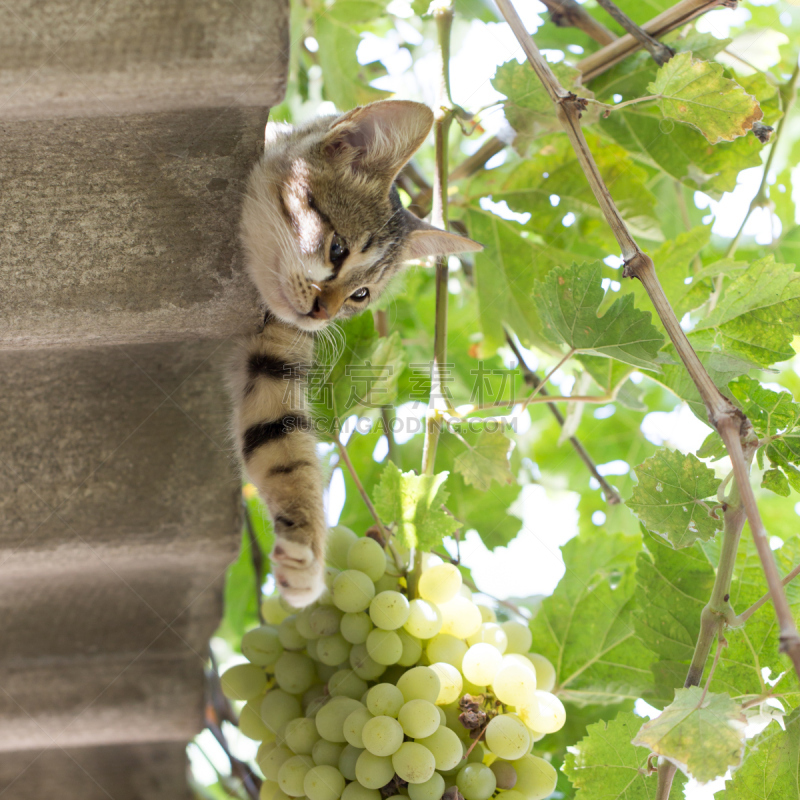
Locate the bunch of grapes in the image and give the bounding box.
[221,526,564,800]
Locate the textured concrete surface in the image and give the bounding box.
[0,0,289,120]
[0,342,240,752]
[0,742,192,800]
[0,109,265,349]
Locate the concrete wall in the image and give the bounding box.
[1,0,289,795]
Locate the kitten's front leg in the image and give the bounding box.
[230,324,326,607]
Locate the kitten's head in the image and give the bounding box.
[241,100,482,331]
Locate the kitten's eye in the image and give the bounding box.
[350,288,370,302]
[329,234,349,268]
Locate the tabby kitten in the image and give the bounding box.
[231,100,481,607]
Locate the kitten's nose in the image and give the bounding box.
[309,297,330,320]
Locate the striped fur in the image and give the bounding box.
[232,100,483,606]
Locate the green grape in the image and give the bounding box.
[397,630,423,667]
[340,612,374,644]
[456,763,496,800]
[418,564,462,605]
[519,691,565,733]
[312,739,345,767]
[333,570,376,613]
[526,653,556,693]
[310,606,344,637]
[326,566,341,590]
[355,750,395,789]
[462,643,503,686]
[317,633,352,666]
[398,699,440,739]
[341,781,381,800]
[374,572,399,593]
[407,771,445,800]
[366,683,404,718]
[404,600,442,640]
[304,684,327,710]
[243,625,284,666]
[442,704,469,741]
[397,666,441,704]
[338,744,364,781]
[476,604,496,623]
[304,765,346,800]
[467,742,486,765]
[510,755,557,800]
[307,638,320,661]
[258,745,293,781]
[259,780,281,800]
[347,537,387,581]
[343,706,374,749]
[284,716,321,755]
[439,596,482,639]
[369,591,410,631]
[466,622,507,654]
[315,697,365,743]
[426,634,467,670]
[490,760,517,790]
[296,607,318,640]
[277,754,314,797]
[496,792,526,800]
[428,662,462,705]
[350,643,387,681]
[318,663,340,684]
[221,663,267,701]
[416,725,462,771]
[500,621,533,654]
[361,715,404,756]
[327,526,359,570]
[240,699,274,741]
[275,652,317,695]
[392,742,436,785]
[329,669,369,700]
[366,629,403,665]
[261,689,302,734]
[492,660,536,706]
[263,594,291,625]
[279,616,307,650]
[484,714,531,760]
[437,706,446,726]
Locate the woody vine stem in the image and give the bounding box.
[491,0,800,794]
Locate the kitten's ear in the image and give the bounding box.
[323,101,433,181]
[401,210,484,260]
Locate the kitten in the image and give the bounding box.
[230,100,482,607]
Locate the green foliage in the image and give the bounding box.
[534,262,664,369]
[632,687,746,782]
[373,462,461,550]
[627,450,722,547]
[564,711,687,799]
[720,711,800,799]
[209,1,800,797]
[649,53,763,144]
[527,529,655,706]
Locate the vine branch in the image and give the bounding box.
[504,332,622,504]
[594,0,674,65]
[242,496,265,625]
[540,0,618,45]
[496,0,800,737]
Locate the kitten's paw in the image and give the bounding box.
[270,538,325,608]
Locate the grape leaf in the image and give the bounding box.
[632,687,746,782]
[564,711,687,799]
[493,60,594,153]
[373,462,460,551]
[720,711,800,799]
[635,530,715,669]
[528,529,655,706]
[453,428,515,491]
[626,450,722,547]
[534,261,665,369]
[762,468,790,496]
[314,1,390,110]
[648,52,763,144]
[599,105,764,198]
